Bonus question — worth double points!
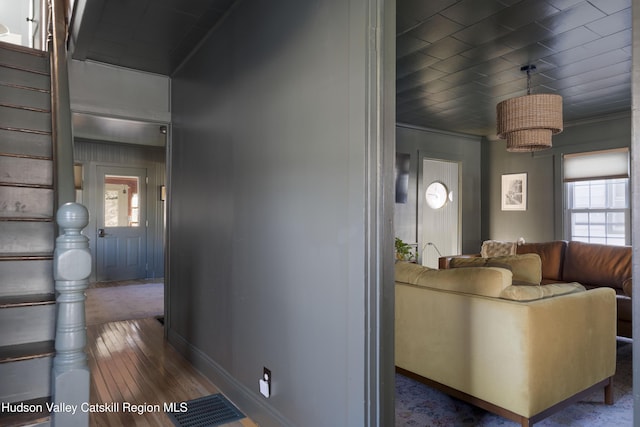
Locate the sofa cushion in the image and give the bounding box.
[500,282,586,301]
[395,261,512,298]
[517,241,567,281]
[563,241,631,291]
[450,253,542,285]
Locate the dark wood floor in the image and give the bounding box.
[87,318,256,427]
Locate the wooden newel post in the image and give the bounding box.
[52,202,91,427]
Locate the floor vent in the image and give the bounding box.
[167,393,245,427]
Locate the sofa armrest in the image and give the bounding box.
[623,278,632,297]
[438,253,481,269]
[395,284,616,418]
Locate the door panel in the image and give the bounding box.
[421,158,460,268]
[96,166,147,281]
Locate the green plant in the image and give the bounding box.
[395,238,416,262]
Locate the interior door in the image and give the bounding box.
[96,165,147,281]
[421,158,460,268]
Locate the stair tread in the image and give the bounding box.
[0,81,51,93]
[0,253,53,261]
[0,125,51,135]
[0,293,55,308]
[0,61,50,76]
[0,181,54,189]
[0,102,50,113]
[0,217,53,222]
[0,41,48,57]
[0,340,54,363]
[0,397,51,425]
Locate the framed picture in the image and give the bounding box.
[501,173,527,211]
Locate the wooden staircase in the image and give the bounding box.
[0,41,56,426]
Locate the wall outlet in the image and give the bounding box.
[260,367,271,398]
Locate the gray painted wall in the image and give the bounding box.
[395,125,483,255]
[68,59,171,123]
[168,0,392,426]
[482,114,631,243]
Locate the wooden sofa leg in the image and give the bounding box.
[520,418,530,427]
[605,377,614,405]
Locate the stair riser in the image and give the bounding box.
[0,356,51,403]
[0,222,54,254]
[0,259,54,297]
[0,105,51,133]
[0,128,51,158]
[0,157,52,186]
[0,45,49,74]
[0,186,53,219]
[0,84,50,111]
[0,304,55,347]
[0,65,50,91]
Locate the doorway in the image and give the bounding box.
[420,158,460,268]
[74,138,166,284]
[95,165,148,281]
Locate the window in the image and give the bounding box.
[565,179,629,245]
[564,148,630,246]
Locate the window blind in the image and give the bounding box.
[563,148,629,182]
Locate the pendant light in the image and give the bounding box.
[496,65,563,152]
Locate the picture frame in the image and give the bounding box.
[501,173,527,211]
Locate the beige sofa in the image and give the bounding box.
[395,261,617,427]
[439,240,633,338]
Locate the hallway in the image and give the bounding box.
[86,284,256,427]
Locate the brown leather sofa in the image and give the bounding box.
[440,240,633,338]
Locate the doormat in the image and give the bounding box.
[167,393,245,427]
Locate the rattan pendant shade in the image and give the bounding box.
[496,94,563,152]
[496,65,563,152]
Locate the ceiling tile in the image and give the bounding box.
[492,0,560,30]
[397,34,430,59]
[544,49,630,80]
[544,0,585,11]
[499,23,554,50]
[460,41,515,62]
[537,2,606,33]
[396,0,458,27]
[397,53,440,78]
[537,26,600,53]
[420,37,472,60]
[396,75,426,92]
[587,0,631,15]
[586,9,631,37]
[452,18,512,46]
[499,44,557,67]
[430,54,476,74]
[543,61,631,90]
[409,14,465,43]
[409,67,448,84]
[440,0,506,26]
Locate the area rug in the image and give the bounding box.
[85,282,164,325]
[395,342,633,426]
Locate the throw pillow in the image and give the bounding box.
[449,253,542,285]
[481,240,517,258]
